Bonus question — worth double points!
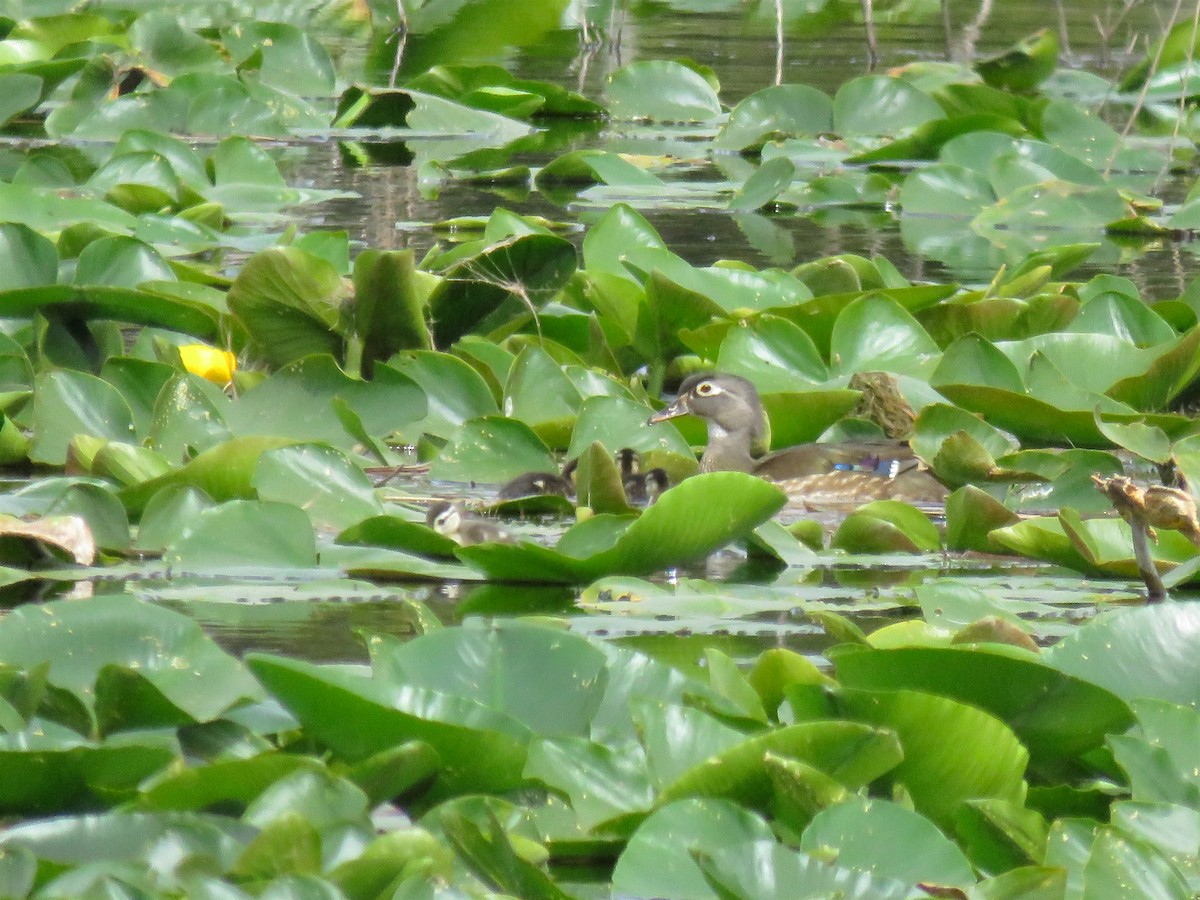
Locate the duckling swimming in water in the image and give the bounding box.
[496,458,578,501]
[426,501,514,546]
[615,448,670,505]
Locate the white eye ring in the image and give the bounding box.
[696,381,723,396]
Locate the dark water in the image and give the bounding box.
[180,0,1196,662]
[291,0,1200,299]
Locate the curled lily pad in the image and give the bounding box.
[227,247,350,369]
[458,472,786,583]
[833,687,1029,829]
[426,233,577,347]
[0,513,95,565]
[831,501,941,554]
[835,645,1132,769]
[118,436,296,516]
[715,84,833,150]
[246,654,529,800]
[975,29,1058,92]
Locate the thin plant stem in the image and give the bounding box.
[1107,0,1185,179]
[388,0,409,87]
[861,0,878,70]
[775,0,785,85]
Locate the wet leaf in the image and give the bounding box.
[30,370,137,466]
[1045,605,1200,709]
[835,645,1132,770]
[0,595,262,720]
[164,500,317,572]
[606,60,721,123]
[716,84,833,150]
[800,797,975,889]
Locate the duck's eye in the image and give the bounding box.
[696,381,715,395]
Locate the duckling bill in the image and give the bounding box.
[648,372,947,505]
[426,501,514,546]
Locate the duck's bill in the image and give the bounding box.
[647,398,689,424]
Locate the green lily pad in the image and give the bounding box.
[426,232,577,347]
[29,370,137,466]
[715,84,833,150]
[118,435,295,516]
[1045,604,1200,709]
[458,472,785,583]
[246,654,528,801]
[831,501,941,554]
[227,247,349,369]
[835,646,1132,770]
[252,443,383,531]
[833,75,944,136]
[833,687,1029,829]
[0,595,262,721]
[800,797,975,889]
[163,500,317,572]
[606,60,721,123]
[430,415,556,484]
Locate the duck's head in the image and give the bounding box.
[648,373,770,451]
[615,447,640,477]
[426,500,462,536]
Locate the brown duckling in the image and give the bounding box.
[647,372,947,505]
[615,448,670,504]
[496,458,578,501]
[426,501,514,546]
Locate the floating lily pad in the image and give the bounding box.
[458,472,785,583]
[606,60,721,123]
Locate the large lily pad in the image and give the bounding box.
[834,646,1133,769]
[0,595,262,722]
[457,472,785,582]
[1044,604,1200,709]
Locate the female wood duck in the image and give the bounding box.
[647,373,948,505]
[427,501,514,545]
[616,448,669,504]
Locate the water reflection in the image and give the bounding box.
[94,551,1151,667]
[141,0,1200,661]
[291,0,1200,299]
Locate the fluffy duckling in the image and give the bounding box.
[495,458,578,501]
[426,501,514,546]
[616,448,670,504]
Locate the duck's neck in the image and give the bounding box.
[701,422,757,473]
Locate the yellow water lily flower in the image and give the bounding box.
[178,344,237,385]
